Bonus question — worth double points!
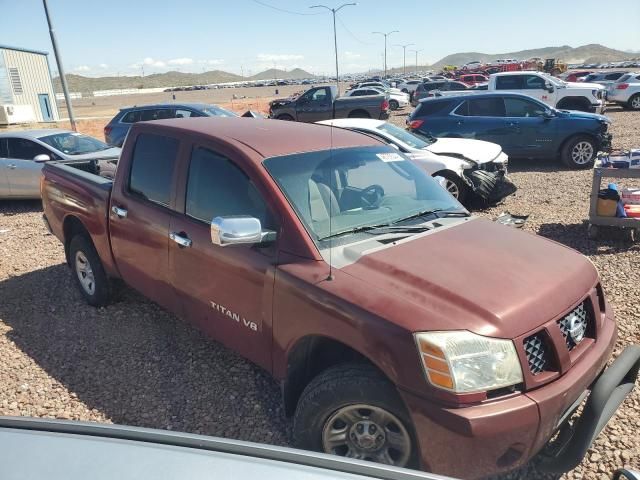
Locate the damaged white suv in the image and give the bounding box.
[317,118,512,205]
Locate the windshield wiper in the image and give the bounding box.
[391,208,469,224]
[319,223,431,241]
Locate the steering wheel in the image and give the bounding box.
[360,184,385,209]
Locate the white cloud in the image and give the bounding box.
[257,53,304,62]
[168,57,194,65]
[142,57,166,68]
[343,51,361,59]
[74,65,90,72]
[98,63,108,69]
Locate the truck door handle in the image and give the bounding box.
[170,232,192,248]
[111,206,128,218]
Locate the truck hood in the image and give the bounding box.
[426,137,502,164]
[564,81,604,90]
[340,218,597,338]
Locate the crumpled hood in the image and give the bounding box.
[341,218,597,339]
[556,110,609,123]
[60,147,121,161]
[426,137,503,164]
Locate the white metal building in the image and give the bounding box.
[0,45,59,124]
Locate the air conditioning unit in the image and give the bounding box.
[0,104,36,125]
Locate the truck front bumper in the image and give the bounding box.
[400,310,638,479]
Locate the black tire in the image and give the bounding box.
[277,114,295,121]
[348,110,371,119]
[389,100,399,110]
[627,94,640,111]
[561,135,597,169]
[401,88,408,93]
[293,363,418,468]
[69,235,110,307]
[436,171,468,204]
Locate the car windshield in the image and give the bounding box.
[201,105,237,117]
[263,145,463,245]
[39,132,111,155]
[376,122,434,148]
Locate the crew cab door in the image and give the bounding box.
[168,142,278,370]
[519,74,554,105]
[296,87,333,122]
[108,131,183,312]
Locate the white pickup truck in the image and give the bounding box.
[433,71,606,113]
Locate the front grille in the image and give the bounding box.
[557,301,590,350]
[524,333,548,375]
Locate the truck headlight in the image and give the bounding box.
[414,331,523,394]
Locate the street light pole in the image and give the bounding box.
[42,0,76,130]
[409,48,424,75]
[373,30,399,79]
[394,43,415,77]
[311,3,357,95]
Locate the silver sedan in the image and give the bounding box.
[0,129,120,199]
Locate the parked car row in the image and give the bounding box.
[38,116,640,480]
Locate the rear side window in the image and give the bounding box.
[129,133,179,206]
[414,100,452,117]
[0,139,7,157]
[7,138,51,160]
[120,110,140,123]
[185,147,274,228]
[140,109,173,121]
[467,98,506,116]
[495,76,523,90]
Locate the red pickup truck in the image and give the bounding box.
[41,118,639,479]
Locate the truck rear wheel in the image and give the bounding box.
[69,235,110,307]
[293,363,418,468]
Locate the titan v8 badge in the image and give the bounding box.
[210,301,259,332]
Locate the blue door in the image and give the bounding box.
[38,94,53,121]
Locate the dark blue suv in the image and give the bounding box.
[104,103,237,147]
[408,93,612,168]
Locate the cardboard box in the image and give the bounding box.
[597,199,618,217]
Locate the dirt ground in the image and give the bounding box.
[0,96,639,479]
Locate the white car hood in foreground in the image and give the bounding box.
[426,138,502,164]
[566,81,604,90]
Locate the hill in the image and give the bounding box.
[430,44,635,68]
[54,68,315,93]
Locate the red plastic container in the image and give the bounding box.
[623,204,640,218]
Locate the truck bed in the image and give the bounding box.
[41,161,119,277]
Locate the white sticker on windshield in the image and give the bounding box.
[376,152,404,162]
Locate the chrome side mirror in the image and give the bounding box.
[210,216,275,247]
[33,154,51,162]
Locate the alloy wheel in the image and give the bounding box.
[571,141,594,165]
[631,96,640,110]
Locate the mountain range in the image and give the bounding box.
[54,44,636,92]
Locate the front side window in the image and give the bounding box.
[504,98,546,117]
[7,138,51,160]
[302,88,329,103]
[175,109,197,118]
[264,146,462,244]
[186,147,274,229]
[522,75,546,90]
[129,133,179,206]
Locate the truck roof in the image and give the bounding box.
[148,117,381,159]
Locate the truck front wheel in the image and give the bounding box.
[293,363,418,468]
[69,235,110,307]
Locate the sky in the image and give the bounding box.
[1,0,639,77]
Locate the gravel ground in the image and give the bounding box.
[0,106,639,479]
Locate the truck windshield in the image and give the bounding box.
[263,146,463,244]
[38,132,111,155]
